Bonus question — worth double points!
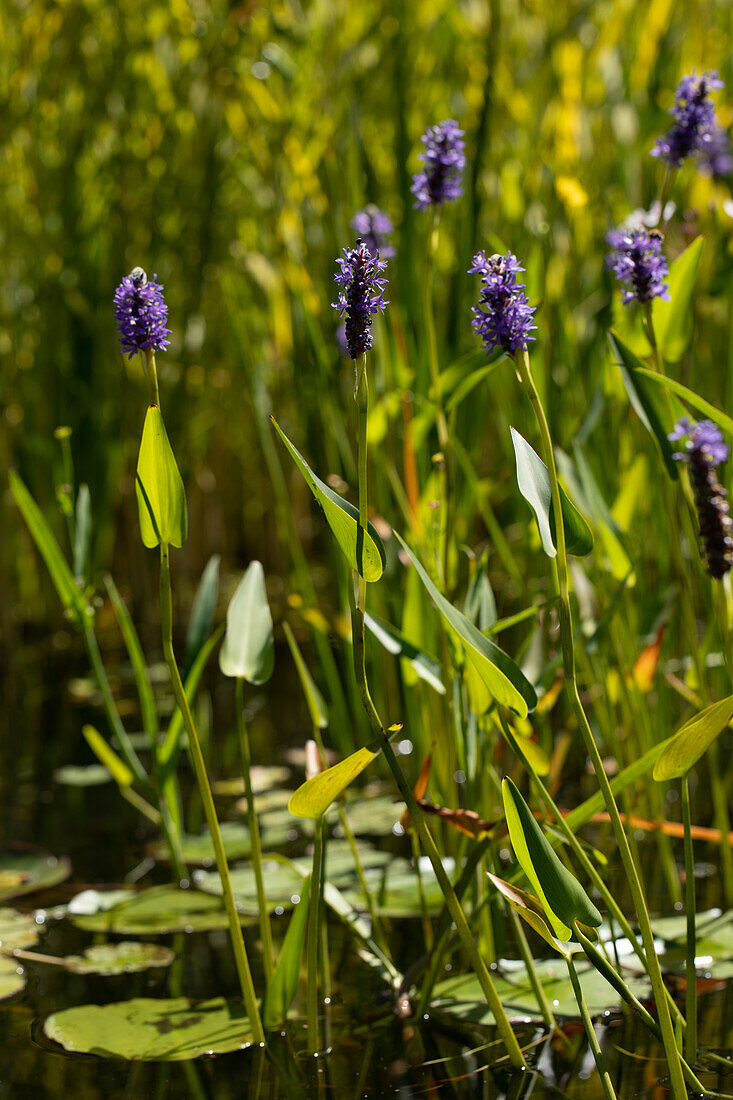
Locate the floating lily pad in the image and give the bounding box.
[0,956,26,1002]
[433,958,651,1024]
[195,862,304,915]
[0,907,40,950]
[63,942,176,975]
[44,996,254,1060]
[0,847,71,903]
[644,909,733,976]
[151,822,252,865]
[213,766,291,797]
[68,889,135,916]
[340,794,403,837]
[69,886,248,935]
[53,764,113,787]
[342,859,445,918]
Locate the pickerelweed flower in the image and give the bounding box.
[651,70,724,167]
[670,417,733,579]
[332,239,389,360]
[698,125,733,180]
[468,252,536,356]
[411,120,466,210]
[114,268,171,359]
[605,229,670,306]
[351,206,395,259]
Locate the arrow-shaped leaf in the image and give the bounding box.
[219,561,275,684]
[135,406,187,549]
[510,428,593,558]
[653,694,733,781]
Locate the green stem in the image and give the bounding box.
[681,774,697,1064]
[159,544,264,1042]
[352,356,526,1070]
[236,677,274,981]
[307,816,324,1055]
[411,827,434,951]
[143,349,161,407]
[566,950,618,1100]
[516,347,687,1100]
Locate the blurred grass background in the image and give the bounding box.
[3,0,733,846]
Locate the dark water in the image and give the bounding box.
[1,632,732,1098]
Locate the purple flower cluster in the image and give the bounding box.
[605,229,670,307]
[332,239,389,360]
[114,268,171,359]
[468,252,536,356]
[698,125,733,180]
[351,206,395,259]
[411,120,466,211]
[670,418,733,579]
[652,70,724,168]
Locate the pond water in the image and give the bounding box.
[2,632,732,1098]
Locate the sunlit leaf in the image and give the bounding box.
[510,428,593,557]
[219,561,275,684]
[486,872,570,957]
[63,942,176,975]
[653,694,733,781]
[271,416,386,581]
[395,533,537,717]
[82,724,134,788]
[69,885,242,934]
[503,778,601,940]
[135,405,187,549]
[44,997,254,1060]
[288,745,380,819]
[630,369,733,437]
[0,848,71,903]
[365,613,445,694]
[0,907,40,950]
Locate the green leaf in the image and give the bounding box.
[82,724,134,788]
[0,847,71,903]
[183,555,220,678]
[607,330,683,479]
[63,942,176,975]
[150,822,251,865]
[0,957,26,1002]
[510,428,593,558]
[630,369,733,436]
[502,777,601,940]
[364,612,445,695]
[44,997,254,1060]
[653,694,733,781]
[283,622,328,729]
[9,469,87,621]
[445,360,503,413]
[288,745,380,819]
[195,861,304,915]
[395,533,537,717]
[53,763,113,787]
[271,416,386,582]
[73,483,91,581]
[486,872,570,958]
[135,405,187,549]
[262,874,311,1029]
[219,561,275,684]
[0,907,40,950]
[653,236,704,362]
[104,575,158,737]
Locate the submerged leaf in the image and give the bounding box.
[271,416,386,581]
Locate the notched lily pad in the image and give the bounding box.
[69,885,245,935]
[44,996,254,1060]
[64,942,176,975]
[0,907,41,950]
[0,956,26,1002]
[0,847,71,902]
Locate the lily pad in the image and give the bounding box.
[213,766,291,797]
[0,847,71,903]
[433,957,651,1023]
[151,822,252,865]
[44,996,254,1060]
[63,942,176,975]
[0,956,26,1002]
[342,859,445,918]
[0,907,40,950]
[53,764,113,787]
[70,885,247,935]
[340,794,404,837]
[195,861,304,915]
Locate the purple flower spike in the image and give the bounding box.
[469,251,536,356]
[332,239,389,360]
[605,229,670,307]
[670,417,733,579]
[698,125,733,180]
[411,120,466,210]
[351,206,395,259]
[652,70,725,168]
[114,268,171,359]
